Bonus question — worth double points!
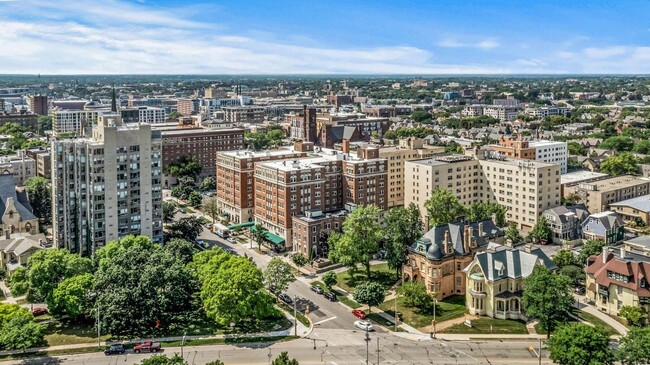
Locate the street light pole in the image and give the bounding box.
[364,327,370,365]
[181,331,187,359]
[96,305,101,348]
[394,295,398,332]
[294,295,298,337]
[432,297,438,339]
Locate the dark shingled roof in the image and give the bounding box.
[0,174,37,223]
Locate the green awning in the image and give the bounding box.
[264,232,286,246]
[227,222,255,230]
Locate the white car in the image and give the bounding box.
[354,320,374,332]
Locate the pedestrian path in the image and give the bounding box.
[0,281,16,304]
[572,294,628,335]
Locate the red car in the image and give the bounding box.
[32,308,48,316]
[133,341,161,353]
[352,309,367,319]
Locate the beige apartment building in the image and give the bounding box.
[405,153,561,231]
[563,175,650,214]
[378,138,443,207]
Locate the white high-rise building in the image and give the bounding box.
[51,113,163,255]
[529,140,568,174]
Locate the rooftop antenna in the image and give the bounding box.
[111,85,117,113]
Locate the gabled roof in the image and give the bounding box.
[585,248,650,297]
[0,174,37,223]
[610,194,650,213]
[544,204,590,224]
[469,244,557,281]
[0,233,45,257]
[583,211,624,231]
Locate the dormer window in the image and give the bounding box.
[642,278,647,288]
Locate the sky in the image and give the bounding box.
[1,0,650,74]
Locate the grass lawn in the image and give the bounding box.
[534,308,619,336]
[311,281,361,309]
[335,263,398,293]
[378,295,466,329]
[441,318,528,334]
[43,320,110,347]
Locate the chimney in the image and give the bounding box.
[620,247,626,260]
[478,222,484,237]
[602,246,608,264]
[443,230,450,254]
[524,243,533,253]
[4,231,9,239]
[424,216,430,232]
[342,139,350,154]
[469,226,476,248]
[463,225,470,251]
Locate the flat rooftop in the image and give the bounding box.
[577,175,650,192]
[408,155,475,167]
[561,171,609,185]
[160,127,243,135]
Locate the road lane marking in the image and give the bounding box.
[313,316,338,325]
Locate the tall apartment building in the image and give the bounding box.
[222,106,265,124]
[52,114,163,255]
[27,95,48,116]
[25,148,51,179]
[289,106,318,142]
[405,153,561,231]
[177,98,200,116]
[483,106,518,122]
[0,112,38,130]
[216,149,308,225]
[378,138,444,207]
[486,136,567,173]
[160,126,244,185]
[51,110,100,134]
[563,175,650,214]
[493,98,519,107]
[120,106,166,124]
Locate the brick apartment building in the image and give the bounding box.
[222,106,265,124]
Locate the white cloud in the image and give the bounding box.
[437,38,500,49]
[515,59,548,67]
[583,46,628,59]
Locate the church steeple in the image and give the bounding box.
[111,86,117,112]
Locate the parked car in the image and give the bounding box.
[323,292,338,302]
[133,341,161,353]
[574,286,586,295]
[104,344,125,355]
[352,309,367,319]
[227,237,236,243]
[32,308,48,316]
[278,293,293,305]
[354,320,374,331]
[310,285,324,294]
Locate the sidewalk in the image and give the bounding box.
[572,294,628,335]
[0,281,16,304]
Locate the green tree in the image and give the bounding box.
[252,223,269,250]
[504,222,522,245]
[168,111,183,119]
[49,273,94,319]
[522,265,574,338]
[167,156,202,179]
[466,202,506,226]
[24,176,51,224]
[384,204,423,276]
[353,281,385,314]
[322,271,337,291]
[618,327,650,365]
[600,152,640,176]
[202,196,219,225]
[411,108,432,123]
[328,205,383,280]
[264,257,296,294]
[633,140,650,155]
[397,281,431,310]
[37,115,52,132]
[547,323,614,365]
[553,250,576,268]
[188,191,202,207]
[164,238,196,265]
[528,216,552,244]
[8,249,92,304]
[0,303,32,326]
[577,239,606,265]
[94,236,198,338]
[424,188,466,227]
[568,141,587,156]
[167,216,204,242]
[559,265,585,286]
[619,305,648,327]
[205,361,225,365]
[271,351,299,365]
[444,141,463,154]
[162,201,176,223]
[199,177,216,191]
[138,354,187,365]
[600,136,634,151]
[0,316,44,352]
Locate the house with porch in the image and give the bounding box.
[463,243,557,320]
[581,211,625,244]
[542,204,590,244]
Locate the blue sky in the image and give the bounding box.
[1,0,649,74]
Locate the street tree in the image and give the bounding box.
[504,222,522,245]
[188,191,202,207]
[199,177,216,192]
[94,236,198,338]
[619,305,648,327]
[522,265,573,338]
[322,271,337,291]
[167,156,202,179]
[466,202,506,226]
[600,152,640,176]
[384,204,422,276]
[0,303,32,326]
[50,273,94,320]
[166,216,204,242]
[8,249,92,304]
[264,257,296,294]
[577,239,606,265]
[328,205,384,279]
[353,281,386,314]
[528,216,552,244]
[617,327,650,365]
[553,249,577,268]
[559,265,585,286]
[24,176,51,224]
[198,254,278,326]
[252,223,269,250]
[271,351,299,365]
[0,316,44,352]
[202,196,220,224]
[424,188,465,227]
[397,281,431,310]
[162,201,176,223]
[138,354,188,365]
[547,323,614,365]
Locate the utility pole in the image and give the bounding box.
[432,297,438,339]
[364,327,370,365]
[181,331,187,359]
[294,295,298,337]
[96,305,101,348]
[394,295,398,332]
[376,337,379,365]
[538,338,542,365]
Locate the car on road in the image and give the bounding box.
[32,308,48,316]
[352,309,367,319]
[310,285,324,294]
[354,320,374,331]
[574,286,586,295]
[104,344,125,355]
[226,237,236,243]
[323,292,338,302]
[278,293,293,305]
[133,341,161,353]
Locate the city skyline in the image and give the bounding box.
[1,0,650,74]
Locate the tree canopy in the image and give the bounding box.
[600,152,640,176]
[50,273,94,319]
[353,281,386,313]
[547,323,614,365]
[167,156,202,178]
[263,257,296,294]
[424,188,466,227]
[522,265,573,338]
[528,216,552,244]
[384,204,422,276]
[618,327,650,365]
[25,176,51,225]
